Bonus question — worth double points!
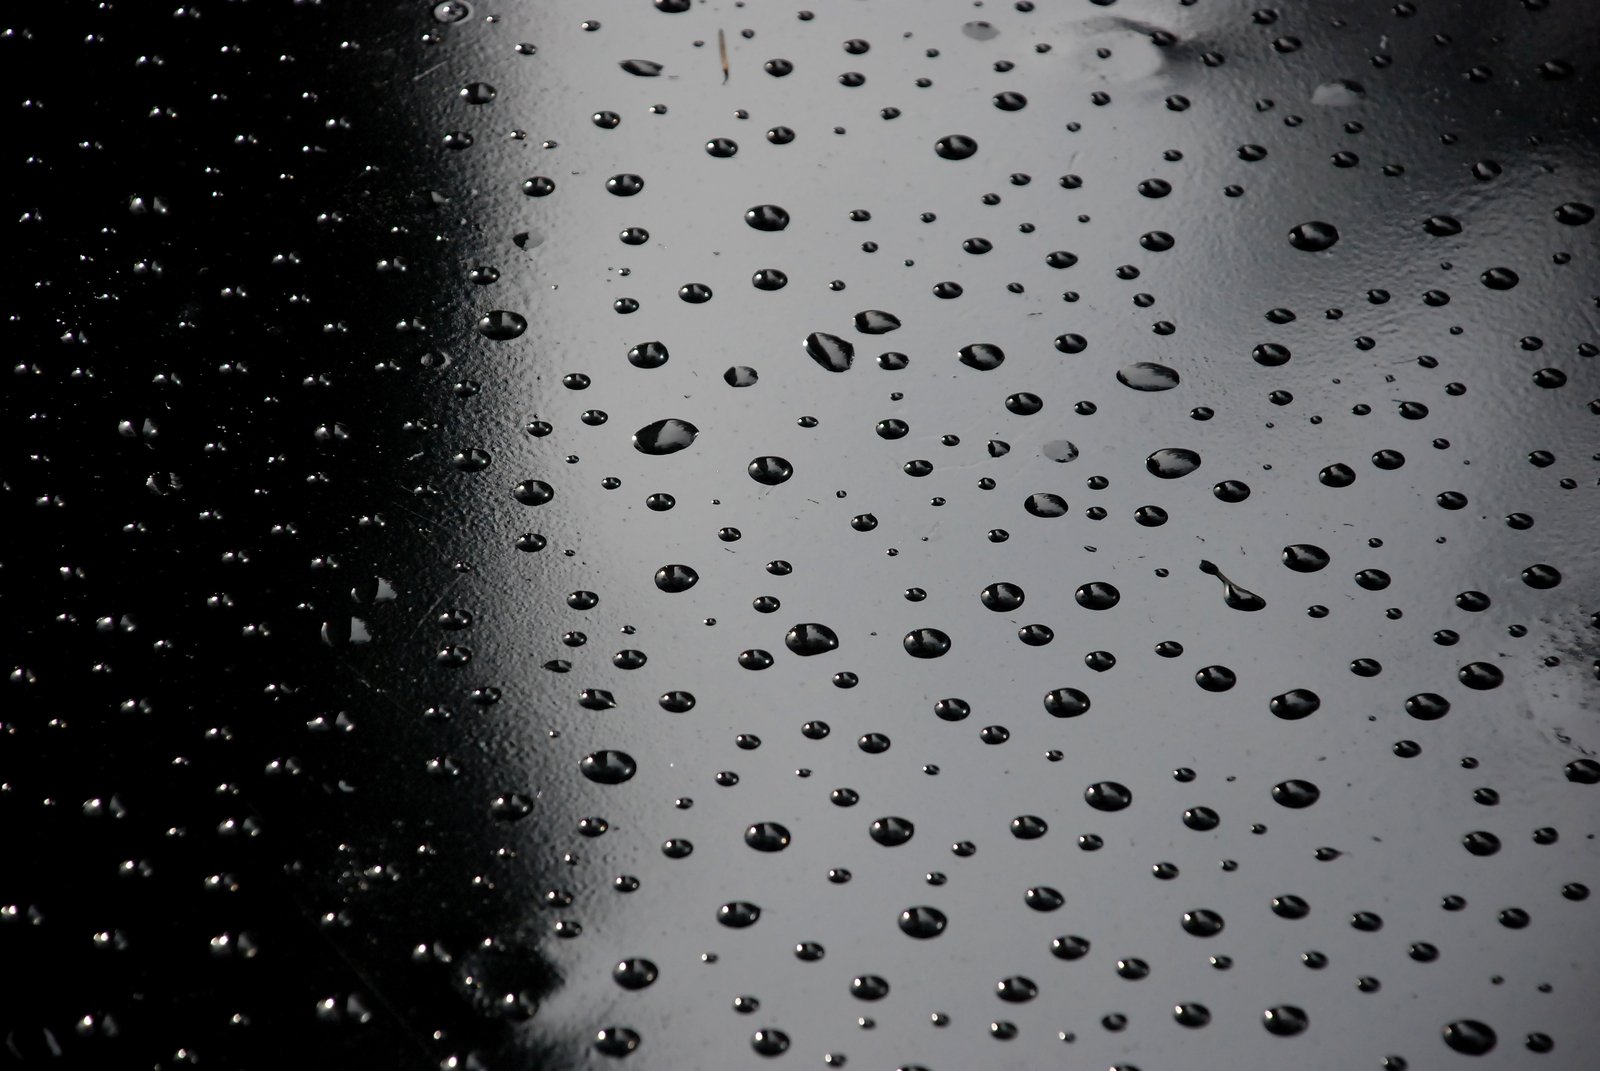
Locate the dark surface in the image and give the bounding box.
[2,1,1598,1069]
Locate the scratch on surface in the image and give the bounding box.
[411,60,447,83]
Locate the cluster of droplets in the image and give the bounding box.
[413,2,1600,1068]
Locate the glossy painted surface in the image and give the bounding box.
[2,1,1597,1069]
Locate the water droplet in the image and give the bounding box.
[1024,493,1068,517]
[980,582,1025,612]
[902,628,951,658]
[1282,544,1330,572]
[653,564,698,593]
[606,173,645,196]
[1443,1020,1497,1055]
[744,822,791,851]
[580,750,637,785]
[476,310,526,340]
[898,905,947,938]
[745,204,790,231]
[806,332,855,372]
[632,419,699,455]
[718,902,761,927]
[1555,201,1595,225]
[751,1029,790,1056]
[1198,560,1266,611]
[934,134,978,160]
[1181,909,1225,936]
[513,479,554,505]
[613,959,658,989]
[1043,688,1090,717]
[958,343,1005,371]
[1146,448,1202,478]
[1116,362,1180,390]
[853,310,901,334]
[1085,781,1132,811]
[996,977,1038,1002]
[619,59,664,77]
[1024,886,1065,911]
[1271,779,1321,808]
[870,816,915,846]
[748,456,793,484]
[1270,689,1321,720]
[1263,1006,1309,1037]
[593,1027,641,1057]
[1288,221,1340,251]
[785,623,839,656]
[1074,582,1120,610]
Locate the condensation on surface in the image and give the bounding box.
[2,1,1597,1070]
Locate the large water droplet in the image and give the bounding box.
[958,343,1005,370]
[1085,781,1132,811]
[785,622,839,656]
[744,822,791,852]
[1288,221,1340,251]
[869,816,916,847]
[581,750,637,785]
[748,456,793,485]
[934,134,978,160]
[1146,448,1202,478]
[1442,1020,1496,1055]
[805,332,855,372]
[476,310,526,340]
[745,204,790,231]
[1116,362,1181,391]
[902,628,951,658]
[898,905,947,938]
[853,310,901,334]
[633,419,699,455]
[513,479,554,505]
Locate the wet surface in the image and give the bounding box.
[3,1,1598,1069]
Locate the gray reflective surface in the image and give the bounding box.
[4,1,1598,1069]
